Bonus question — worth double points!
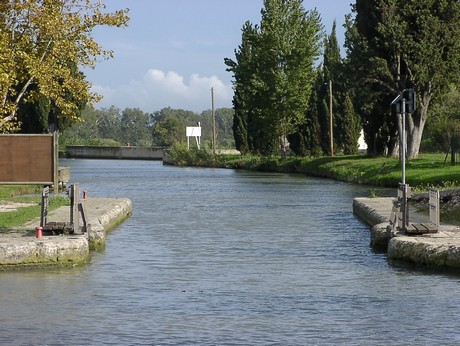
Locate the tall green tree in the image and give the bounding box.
[345,0,460,158]
[424,86,460,153]
[225,21,258,154]
[152,115,185,147]
[320,22,341,155]
[323,21,341,90]
[340,93,361,154]
[289,67,324,156]
[300,21,361,156]
[60,106,123,146]
[152,107,197,146]
[226,0,323,155]
[120,108,152,146]
[325,22,361,155]
[97,107,122,140]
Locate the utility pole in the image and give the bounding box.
[211,87,216,154]
[329,80,334,157]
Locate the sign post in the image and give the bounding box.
[186,123,202,150]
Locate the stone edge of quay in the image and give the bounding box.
[353,197,460,270]
[0,198,133,270]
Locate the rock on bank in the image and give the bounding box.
[0,198,132,270]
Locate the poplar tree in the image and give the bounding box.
[226,0,323,155]
[288,67,323,156]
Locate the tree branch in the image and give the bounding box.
[0,39,53,127]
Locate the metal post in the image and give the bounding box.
[40,186,49,227]
[70,183,80,233]
[401,97,407,232]
[402,184,408,232]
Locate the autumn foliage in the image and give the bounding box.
[0,0,129,132]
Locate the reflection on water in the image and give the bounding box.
[1,159,460,345]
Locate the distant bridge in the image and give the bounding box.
[65,146,166,160]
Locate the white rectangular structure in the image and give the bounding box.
[186,127,201,137]
[186,126,201,149]
[429,188,440,228]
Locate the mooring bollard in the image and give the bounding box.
[35,226,43,239]
[83,191,88,200]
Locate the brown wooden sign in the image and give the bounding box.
[0,134,57,185]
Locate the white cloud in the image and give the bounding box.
[91,69,234,113]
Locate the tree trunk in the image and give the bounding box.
[388,135,399,158]
[406,91,431,159]
[406,121,424,159]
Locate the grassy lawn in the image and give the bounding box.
[168,147,460,190]
[212,153,460,190]
[296,153,459,189]
[0,185,69,230]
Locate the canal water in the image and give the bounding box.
[1,159,459,345]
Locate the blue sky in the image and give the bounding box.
[86,1,353,113]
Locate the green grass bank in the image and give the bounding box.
[168,148,460,190]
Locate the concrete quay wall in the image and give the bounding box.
[387,233,460,269]
[352,197,393,227]
[66,145,165,160]
[0,235,89,270]
[0,198,132,270]
[353,198,393,250]
[353,197,460,269]
[84,198,133,250]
